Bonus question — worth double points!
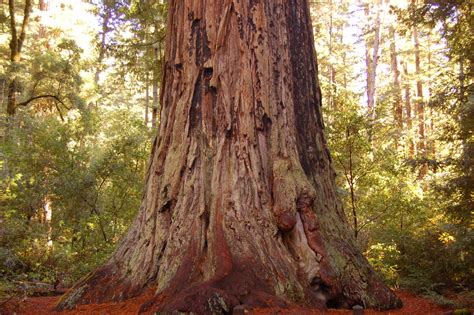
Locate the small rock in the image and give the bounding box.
[232,305,248,315]
[352,304,364,315]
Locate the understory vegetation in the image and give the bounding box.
[0,0,472,309]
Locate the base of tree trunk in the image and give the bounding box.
[57,211,402,313]
[57,261,401,313]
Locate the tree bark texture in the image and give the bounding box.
[57,1,401,313]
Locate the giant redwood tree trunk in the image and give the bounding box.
[57,1,401,313]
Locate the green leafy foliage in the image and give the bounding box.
[1,108,150,285]
[314,0,473,304]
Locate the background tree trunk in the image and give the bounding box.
[389,25,403,149]
[413,22,427,176]
[327,0,336,111]
[426,33,436,159]
[403,61,415,158]
[94,6,111,87]
[145,72,150,126]
[151,20,161,129]
[7,0,32,116]
[57,1,401,313]
[364,0,381,117]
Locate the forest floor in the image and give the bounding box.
[0,290,457,315]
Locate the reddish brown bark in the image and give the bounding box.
[57,1,401,313]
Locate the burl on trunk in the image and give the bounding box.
[57,0,401,313]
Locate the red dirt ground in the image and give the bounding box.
[1,290,451,315]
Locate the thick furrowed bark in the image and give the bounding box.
[57,0,401,313]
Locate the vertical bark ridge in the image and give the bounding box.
[57,0,401,313]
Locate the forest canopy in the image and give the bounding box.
[0,0,472,312]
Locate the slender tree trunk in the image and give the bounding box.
[7,80,17,116]
[389,25,403,149]
[57,1,401,313]
[95,6,111,87]
[426,33,435,159]
[151,22,160,129]
[342,30,348,90]
[413,24,427,176]
[328,0,336,110]
[403,61,415,159]
[0,79,5,110]
[145,72,150,126]
[44,197,53,248]
[364,0,381,116]
[7,0,32,116]
[151,51,158,129]
[7,0,19,117]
